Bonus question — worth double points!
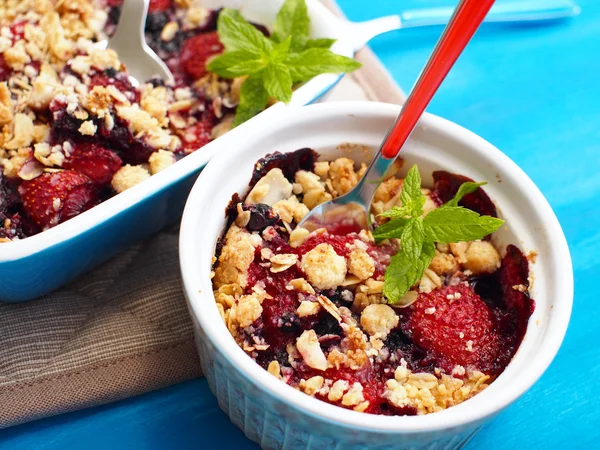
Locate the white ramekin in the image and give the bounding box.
[180,101,573,449]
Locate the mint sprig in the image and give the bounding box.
[207,0,361,125]
[272,0,310,51]
[373,165,504,304]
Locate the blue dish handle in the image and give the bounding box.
[399,0,580,28]
[345,0,580,51]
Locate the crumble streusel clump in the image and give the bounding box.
[0,1,245,241]
[212,147,534,416]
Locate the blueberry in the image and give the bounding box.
[51,110,85,142]
[280,312,300,332]
[146,12,168,33]
[107,6,122,27]
[160,38,181,54]
[384,328,413,352]
[322,288,354,307]
[147,76,165,88]
[313,314,343,337]
[250,148,318,185]
[104,67,118,78]
[0,172,10,216]
[244,203,280,232]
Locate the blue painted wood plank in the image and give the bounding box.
[0,379,258,450]
[2,1,599,448]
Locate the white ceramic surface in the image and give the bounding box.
[180,101,573,449]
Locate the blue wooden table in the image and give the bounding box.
[2,1,599,448]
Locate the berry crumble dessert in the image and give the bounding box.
[0,0,359,242]
[211,148,535,416]
[0,0,238,242]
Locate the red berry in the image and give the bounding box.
[498,244,534,339]
[8,21,26,41]
[149,0,171,13]
[181,121,213,152]
[89,72,139,103]
[0,55,11,82]
[63,143,122,186]
[180,32,224,79]
[18,171,98,230]
[404,284,501,372]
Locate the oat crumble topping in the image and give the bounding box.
[211,148,534,416]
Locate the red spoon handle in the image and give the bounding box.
[381,0,495,159]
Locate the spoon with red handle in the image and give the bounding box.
[300,0,496,232]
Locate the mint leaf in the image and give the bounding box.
[373,217,409,243]
[270,36,292,63]
[445,181,487,207]
[272,0,310,51]
[377,165,502,303]
[423,206,504,243]
[234,73,269,126]
[384,241,435,304]
[207,50,266,78]
[378,206,412,219]
[264,64,293,103]
[400,165,425,217]
[306,38,337,49]
[286,48,361,82]
[218,9,272,54]
[401,218,424,261]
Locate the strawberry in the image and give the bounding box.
[180,32,224,79]
[149,0,171,12]
[63,143,122,186]
[18,171,98,230]
[403,284,501,372]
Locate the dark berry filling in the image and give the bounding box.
[213,150,535,416]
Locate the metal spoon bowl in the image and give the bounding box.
[104,0,174,86]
